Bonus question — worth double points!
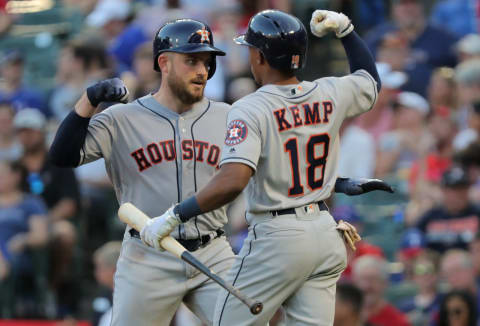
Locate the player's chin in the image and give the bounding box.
[190,83,205,96]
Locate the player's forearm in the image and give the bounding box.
[341,31,381,91]
[49,96,92,167]
[175,163,252,222]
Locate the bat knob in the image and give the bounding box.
[250,301,263,315]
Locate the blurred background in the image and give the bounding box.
[0,0,479,325]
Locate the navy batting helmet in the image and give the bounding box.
[153,19,225,79]
[234,10,308,71]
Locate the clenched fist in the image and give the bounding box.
[310,10,353,38]
[86,78,129,107]
[140,206,182,250]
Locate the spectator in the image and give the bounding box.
[396,228,427,281]
[376,91,433,179]
[405,109,457,225]
[338,117,375,178]
[416,167,480,253]
[121,42,161,101]
[0,160,48,313]
[399,251,441,326]
[428,67,457,113]
[453,100,480,151]
[437,290,477,326]
[352,255,411,326]
[0,51,48,116]
[453,141,480,202]
[50,39,111,121]
[366,0,458,96]
[356,62,407,142]
[456,34,480,63]
[13,109,80,317]
[0,101,22,161]
[86,0,148,73]
[334,282,374,326]
[430,0,478,38]
[91,241,121,326]
[454,59,480,131]
[440,250,478,301]
[468,232,480,287]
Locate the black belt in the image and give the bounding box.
[270,201,328,216]
[129,228,224,252]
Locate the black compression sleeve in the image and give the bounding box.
[48,111,91,167]
[341,31,381,92]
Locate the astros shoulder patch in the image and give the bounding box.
[225,119,248,146]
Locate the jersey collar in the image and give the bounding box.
[257,81,317,100]
[137,94,210,120]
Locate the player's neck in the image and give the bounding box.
[153,86,194,114]
[261,73,299,86]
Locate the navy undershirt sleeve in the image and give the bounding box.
[341,31,381,92]
[49,111,91,167]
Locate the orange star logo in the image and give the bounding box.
[196,27,210,43]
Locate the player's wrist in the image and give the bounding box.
[75,93,97,118]
[175,196,203,222]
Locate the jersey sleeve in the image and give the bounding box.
[79,110,116,165]
[329,69,378,118]
[219,105,262,171]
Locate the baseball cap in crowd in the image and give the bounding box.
[13,108,46,131]
[376,62,408,89]
[456,34,480,57]
[399,228,425,259]
[441,166,470,188]
[0,50,24,66]
[396,91,430,116]
[86,0,130,28]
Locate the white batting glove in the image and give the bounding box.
[310,10,354,38]
[140,206,181,250]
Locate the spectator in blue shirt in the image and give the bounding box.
[0,159,48,279]
[0,51,49,117]
[365,0,458,96]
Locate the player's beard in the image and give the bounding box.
[168,66,205,105]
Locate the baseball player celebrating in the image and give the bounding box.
[49,19,236,326]
[141,10,381,326]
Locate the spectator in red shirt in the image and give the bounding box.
[352,255,412,326]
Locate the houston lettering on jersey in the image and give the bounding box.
[130,140,221,172]
[273,101,333,132]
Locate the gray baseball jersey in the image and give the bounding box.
[80,94,229,239]
[220,70,378,215]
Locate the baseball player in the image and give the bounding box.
[141,9,381,326]
[49,16,390,326]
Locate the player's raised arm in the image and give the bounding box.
[310,10,381,92]
[48,78,129,167]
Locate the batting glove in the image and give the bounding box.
[310,10,353,38]
[140,206,181,250]
[336,220,361,251]
[86,78,129,107]
[334,177,394,196]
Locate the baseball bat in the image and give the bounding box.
[118,202,263,315]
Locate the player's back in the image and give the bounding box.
[221,70,377,214]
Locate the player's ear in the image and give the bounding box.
[258,51,265,65]
[158,53,170,75]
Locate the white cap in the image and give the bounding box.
[396,91,429,116]
[456,34,480,56]
[376,62,407,89]
[13,108,46,130]
[86,0,130,28]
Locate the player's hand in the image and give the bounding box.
[334,177,394,196]
[336,220,361,251]
[140,206,181,250]
[310,10,353,38]
[86,78,129,107]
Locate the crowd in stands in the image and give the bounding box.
[1,0,480,325]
